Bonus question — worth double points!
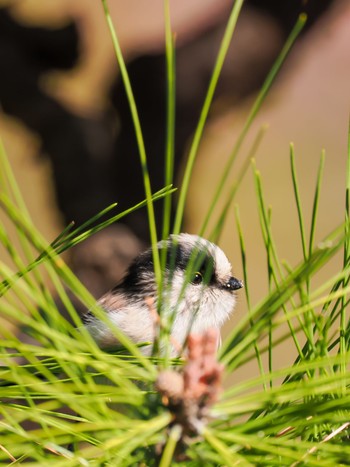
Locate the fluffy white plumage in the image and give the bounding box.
[84,233,243,354]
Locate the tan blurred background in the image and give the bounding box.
[0,0,349,382]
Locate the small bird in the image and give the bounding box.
[83,233,243,355]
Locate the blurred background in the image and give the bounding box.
[0,0,349,380]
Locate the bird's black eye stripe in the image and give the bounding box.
[158,242,215,277]
[121,240,217,290]
[164,241,216,285]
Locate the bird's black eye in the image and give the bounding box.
[192,272,203,285]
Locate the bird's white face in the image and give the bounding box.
[85,233,243,354]
[158,234,240,345]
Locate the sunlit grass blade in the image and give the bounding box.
[200,14,307,238]
[0,138,56,306]
[173,0,245,235]
[52,204,118,247]
[220,225,346,370]
[235,205,267,390]
[338,118,350,381]
[54,186,176,253]
[209,124,268,243]
[0,137,29,217]
[0,186,175,297]
[101,0,161,288]
[158,425,182,467]
[252,162,307,358]
[221,352,350,401]
[309,149,326,259]
[162,0,176,242]
[290,143,307,261]
[203,428,250,466]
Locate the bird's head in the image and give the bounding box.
[120,233,243,343]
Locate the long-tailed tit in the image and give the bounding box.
[83,233,243,354]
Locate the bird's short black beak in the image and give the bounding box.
[226,276,244,291]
